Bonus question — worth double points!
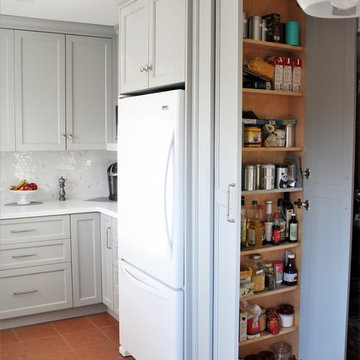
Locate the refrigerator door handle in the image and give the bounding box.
[121,261,171,300]
[164,134,174,250]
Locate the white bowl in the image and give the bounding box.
[10,190,38,205]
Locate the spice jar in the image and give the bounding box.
[270,342,292,360]
[248,254,266,292]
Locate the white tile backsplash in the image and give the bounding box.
[0,151,117,204]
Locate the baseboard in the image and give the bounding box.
[0,303,107,330]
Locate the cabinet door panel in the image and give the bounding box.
[101,214,114,310]
[148,0,185,88]
[71,213,101,307]
[15,31,66,151]
[119,0,149,93]
[0,29,15,151]
[66,36,111,150]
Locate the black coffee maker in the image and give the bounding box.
[107,162,117,201]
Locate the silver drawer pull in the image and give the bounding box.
[12,253,37,259]
[10,229,36,234]
[13,289,38,295]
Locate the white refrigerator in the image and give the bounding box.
[117,90,185,360]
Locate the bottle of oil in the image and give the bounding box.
[246,200,262,249]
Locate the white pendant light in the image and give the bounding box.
[296,0,360,18]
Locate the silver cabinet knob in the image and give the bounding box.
[62,133,67,138]
[68,134,73,139]
[144,64,152,72]
[140,65,145,72]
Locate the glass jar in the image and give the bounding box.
[270,342,292,360]
[264,263,276,290]
[248,254,265,292]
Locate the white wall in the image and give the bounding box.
[0,150,116,204]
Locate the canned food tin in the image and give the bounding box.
[276,164,288,189]
[261,164,275,190]
[244,126,262,147]
[249,16,262,40]
[274,128,285,147]
[285,124,295,147]
[244,165,256,191]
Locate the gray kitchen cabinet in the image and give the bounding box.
[66,35,112,150]
[101,214,119,315]
[13,30,112,151]
[119,0,185,94]
[0,29,15,152]
[14,30,66,151]
[71,213,102,307]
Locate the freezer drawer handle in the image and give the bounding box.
[13,289,38,296]
[106,227,112,249]
[121,263,170,300]
[226,183,236,223]
[12,253,37,259]
[10,229,35,234]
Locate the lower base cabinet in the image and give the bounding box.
[0,263,72,319]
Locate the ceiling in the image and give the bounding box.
[0,0,119,26]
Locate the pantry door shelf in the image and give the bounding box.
[242,147,303,153]
[243,39,305,53]
[241,242,301,256]
[239,325,298,347]
[243,89,303,97]
[242,187,303,195]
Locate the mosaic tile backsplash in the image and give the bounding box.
[0,151,117,204]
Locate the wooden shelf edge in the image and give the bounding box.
[242,147,303,152]
[239,325,298,346]
[242,187,303,195]
[243,39,305,52]
[241,285,299,301]
[241,242,301,256]
[243,88,304,97]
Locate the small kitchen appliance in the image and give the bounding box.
[107,162,117,201]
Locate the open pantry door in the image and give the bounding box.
[300,17,356,360]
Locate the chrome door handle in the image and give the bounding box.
[140,65,145,72]
[144,64,152,72]
[106,227,112,249]
[12,253,37,259]
[14,289,38,295]
[62,133,67,138]
[67,133,73,139]
[10,229,35,233]
[226,183,236,223]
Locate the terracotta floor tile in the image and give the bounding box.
[99,324,120,345]
[87,312,118,328]
[14,323,58,341]
[62,327,113,350]
[29,351,82,360]
[0,329,19,345]
[0,342,30,360]
[52,316,95,334]
[75,343,123,360]
[21,336,72,357]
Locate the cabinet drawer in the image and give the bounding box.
[0,239,71,270]
[0,263,73,319]
[0,216,70,245]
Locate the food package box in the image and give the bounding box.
[239,312,247,342]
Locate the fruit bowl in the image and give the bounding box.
[9,190,38,205]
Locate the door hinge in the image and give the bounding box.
[302,168,310,179]
[294,198,309,210]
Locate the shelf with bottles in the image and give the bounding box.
[243,39,305,53]
[242,146,303,153]
[241,284,299,301]
[243,88,303,97]
[241,242,300,256]
[242,187,303,195]
[239,325,298,347]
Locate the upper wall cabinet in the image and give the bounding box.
[15,31,66,151]
[12,30,112,151]
[0,29,15,152]
[66,36,112,150]
[119,0,185,94]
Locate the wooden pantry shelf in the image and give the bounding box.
[243,88,303,96]
[243,39,305,53]
[241,242,301,256]
[239,325,298,346]
[241,284,299,301]
[242,147,303,153]
[242,187,303,195]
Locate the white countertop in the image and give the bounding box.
[0,199,118,220]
